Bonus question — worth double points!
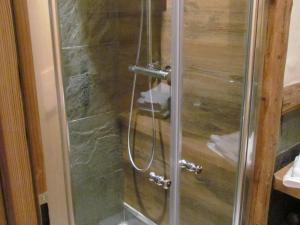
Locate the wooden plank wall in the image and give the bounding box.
[122,0,249,224]
[248,0,293,224]
[0,0,40,224]
[115,0,166,112]
[122,0,293,224]
[161,0,248,138]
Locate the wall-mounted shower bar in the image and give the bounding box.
[128,65,171,80]
[147,0,153,64]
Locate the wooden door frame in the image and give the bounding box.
[0,0,293,225]
[248,0,293,224]
[0,0,40,224]
[27,1,293,225]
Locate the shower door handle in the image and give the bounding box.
[179,159,202,175]
[149,172,171,190]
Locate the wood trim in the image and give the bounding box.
[0,171,7,225]
[282,82,300,115]
[248,0,293,224]
[0,0,39,224]
[11,0,47,195]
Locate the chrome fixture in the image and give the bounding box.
[149,172,171,190]
[179,159,202,175]
[127,0,156,172]
[128,64,171,80]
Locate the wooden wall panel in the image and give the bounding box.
[0,0,39,224]
[123,0,249,224]
[248,0,293,224]
[11,0,47,195]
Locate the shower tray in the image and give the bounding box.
[121,203,157,225]
[98,203,157,225]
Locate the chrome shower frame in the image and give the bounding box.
[169,0,269,225]
[38,0,270,224]
[232,0,269,224]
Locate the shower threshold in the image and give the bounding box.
[121,202,157,225]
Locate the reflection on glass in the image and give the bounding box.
[54,0,253,224]
[57,0,171,224]
[180,0,250,224]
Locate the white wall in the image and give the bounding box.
[284,0,300,86]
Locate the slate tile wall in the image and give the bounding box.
[57,0,123,224]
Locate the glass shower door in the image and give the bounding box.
[52,0,174,224]
[49,0,261,223]
[178,0,256,225]
[120,1,172,224]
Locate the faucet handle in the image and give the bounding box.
[149,172,157,182]
[149,172,171,190]
[179,159,202,175]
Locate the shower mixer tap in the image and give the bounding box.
[179,159,202,175]
[128,64,171,80]
[149,172,171,190]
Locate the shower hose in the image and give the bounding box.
[127,0,156,172]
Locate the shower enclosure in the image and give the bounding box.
[45,0,265,224]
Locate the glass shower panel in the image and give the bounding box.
[55,0,172,224]
[180,0,250,224]
[121,2,172,224]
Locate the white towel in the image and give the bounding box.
[140,83,170,102]
[283,155,300,189]
[207,132,240,163]
[138,83,171,111]
[207,132,254,165]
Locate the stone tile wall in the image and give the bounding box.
[57,1,167,224]
[57,1,123,224]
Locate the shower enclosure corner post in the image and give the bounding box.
[170,0,184,225]
[46,0,76,225]
[232,0,269,224]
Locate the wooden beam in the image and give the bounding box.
[0,0,40,224]
[248,0,293,224]
[11,0,47,196]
